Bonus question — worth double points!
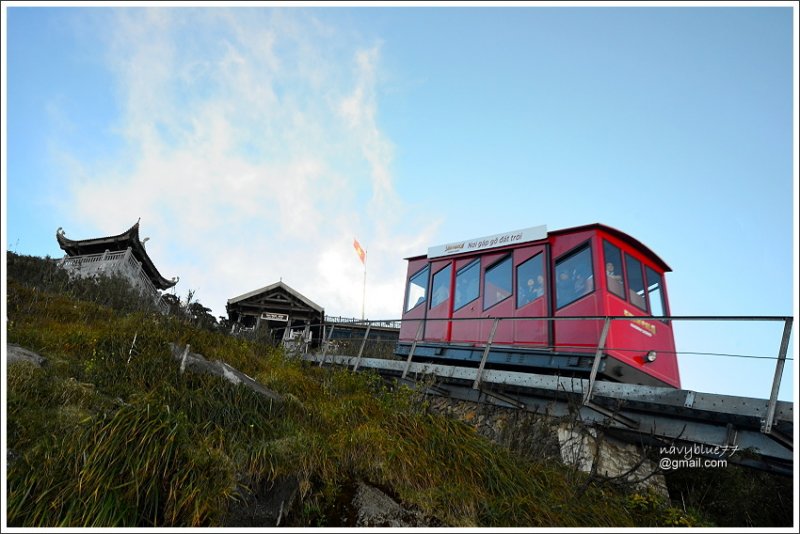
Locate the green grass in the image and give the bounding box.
[5,252,723,527]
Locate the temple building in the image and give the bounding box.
[226,281,325,351]
[227,281,401,355]
[56,221,178,312]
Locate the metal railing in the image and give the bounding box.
[297,313,795,438]
[61,250,128,268]
[325,315,402,330]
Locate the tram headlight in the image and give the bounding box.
[645,350,657,363]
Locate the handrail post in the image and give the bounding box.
[402,321,425,379]
[473,318,500,390]
[762,317,793,434]
[352,322,372,372]
[318,323,336,367]
[583,317,611,405]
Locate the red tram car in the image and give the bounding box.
[397,223,681,389]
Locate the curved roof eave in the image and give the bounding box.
[56,222,178,290]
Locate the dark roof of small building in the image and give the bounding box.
[56,221,178,290]
[227,281,324,318]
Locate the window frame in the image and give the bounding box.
[645,265,669,321]
[623,253,648,312]
[404,265,430,313]
[602,239,627,301]
[516,252,545,309]
[554,241,595,310]
[429,263,452,309]
[483,254,513,310]
[454,259,481,311]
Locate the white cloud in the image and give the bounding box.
[62,8,438,320]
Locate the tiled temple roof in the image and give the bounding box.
[56,221,177,290]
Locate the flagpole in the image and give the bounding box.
[361,249,366,321]
[353,238,367,320]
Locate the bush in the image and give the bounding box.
[663,460,793,527]
[624,490,710,527]
[6,251,160,314]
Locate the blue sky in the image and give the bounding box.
[2,3,797,401]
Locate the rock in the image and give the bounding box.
[168,343,283,402]
[223,476,300,527]
[557,423,669,499]
[428,396,665,496]
[7,343,47,367]
[352,482,429,527]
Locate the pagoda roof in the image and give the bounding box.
[56,221,178,290]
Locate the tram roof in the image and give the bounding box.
[405,223,671,272]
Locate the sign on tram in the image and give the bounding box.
[427,224,548,258]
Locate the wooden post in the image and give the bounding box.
[402,321,426,379]
[473,318,500,390]
[353,323,372,372]
[319,323,336,367]
[762,317,793,434]
[583,317,611,405]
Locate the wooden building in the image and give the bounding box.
[226,281,325,350]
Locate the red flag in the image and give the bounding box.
[353,238,366,265]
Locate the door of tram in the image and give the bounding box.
[552,240,603,355]
[512,246,549,348]
[424,260,453,342]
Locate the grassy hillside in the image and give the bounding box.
[2,252,758,527]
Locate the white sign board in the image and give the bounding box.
[261,312,289,322]
[427,225,548,259]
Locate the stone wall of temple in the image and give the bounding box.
[59,248,169,314]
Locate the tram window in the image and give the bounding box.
[455,260,480,310]
[517,254,545,308]
[484,256,512,309]
[646,266,666,316]
[555,244,594,309]
[430,264,452,309]
[624,255,647,311]
[603,240,625,299]
[405,266,429,312]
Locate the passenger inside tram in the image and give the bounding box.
[534,274,545,297]
[524,277,544,301]
[557,270,574,303]
[606,261,624,296]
